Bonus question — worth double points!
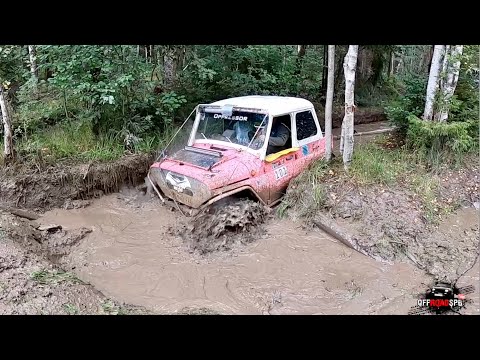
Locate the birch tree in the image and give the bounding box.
[28,45,39,81]
[0,82,13,163]
[423,45,445,120]
[295,45,306,75]
[325,45,335,161]
[340,45,358,170]
[435,45,464,121]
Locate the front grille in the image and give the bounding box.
[150,168,211,208]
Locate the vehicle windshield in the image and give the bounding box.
[195,110,268,150]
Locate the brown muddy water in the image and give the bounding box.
[35,189,455,315]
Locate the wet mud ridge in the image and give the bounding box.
[0,153,152,212]
[0,211,149,315]
[171,199,271,254]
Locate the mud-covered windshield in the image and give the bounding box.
[195,110,268,150]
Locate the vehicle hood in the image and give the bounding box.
[152,146,260,190]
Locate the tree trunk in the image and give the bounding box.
[388,51,394,77]
[325,45,335,162]
[295,45,306,75]
[423,45,445,121]
[370,50,384,85]
[435,45,464,122]
[339,121,345,154]
[297,45,306,56]
[334,46,347,96]
[426,45,434,74]
[162,46,187,88]
[341,45,359,171]
[321,45,328,92]
[163,46,177,88]
[0,84,14,164]
[28,45,39,81]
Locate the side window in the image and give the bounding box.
[265,114,292,155]
[295,110,318,141]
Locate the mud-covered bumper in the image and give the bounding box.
[148,167,212,209]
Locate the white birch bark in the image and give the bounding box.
[0,84,14,162]
[341,45,359,170]
[436,45,464,122]
[339,121,345,154]
[325,45,335,161]
[423,45,445,120]
[28,45,39,81]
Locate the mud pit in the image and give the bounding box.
[33,190,451,315]
[0,211,149,314]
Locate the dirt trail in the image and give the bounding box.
[332,121,393,156]
[37,190,436,315]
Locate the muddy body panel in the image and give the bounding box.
[149,145,269,208]
[149,96,329,209]
[149,140,326,209]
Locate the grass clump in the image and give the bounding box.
[31,269,83,285]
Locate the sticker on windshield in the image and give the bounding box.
[213,114,248,121]
[274,166,288,180]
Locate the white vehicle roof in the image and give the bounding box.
[210,95,314,116]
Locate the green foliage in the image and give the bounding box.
[406,115,477,166]
[349,141,415,185]
[2,44,477,170]
[0,45,27,83]
[31,270,82,285]
[15,120,165,164]
[178,45,323,104]
[384,74,427,134]
[29,46,184,139]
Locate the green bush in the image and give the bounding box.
[384,74,427,134]
[406,115,477,166]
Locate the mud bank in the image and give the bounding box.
[283,157,480,285]
[0,153,153,212]
[0,211,149,314]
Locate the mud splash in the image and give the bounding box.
[173,199,271,255]
[37,191,441,315]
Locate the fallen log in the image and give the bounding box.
[313,213,392,264]
[333,127,395,140]
[0,205,41,220]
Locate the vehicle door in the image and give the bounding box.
[263,114,303,204]
[292,108,325,168]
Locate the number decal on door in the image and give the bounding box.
[274,166,288,180]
